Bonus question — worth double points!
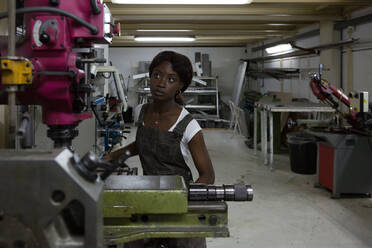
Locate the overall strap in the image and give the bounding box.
[173,114,194,137]
[135,103,148,126]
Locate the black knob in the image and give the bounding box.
[209,215,218,225]
[39,32,50,44]
[49,0,59,6]
[80,152,100,171]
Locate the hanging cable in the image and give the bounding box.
[0,7,99,34]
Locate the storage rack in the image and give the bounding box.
[136,76,220,121]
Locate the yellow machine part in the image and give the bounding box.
[1,59,33,85]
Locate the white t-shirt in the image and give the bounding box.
[134,104,202,167]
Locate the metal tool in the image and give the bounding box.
[310,73,372,132]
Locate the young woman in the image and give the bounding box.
[104,51,214,248]
[104,50,215,186]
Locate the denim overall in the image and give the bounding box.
[134,104,206,248]
[135,104,194,185]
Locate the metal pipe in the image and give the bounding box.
[7,0,16,149]
[269,111,274,170]
[263,110,267,165]
[253,106,257,155]
[334,13,372,30]
[7,0,15,56]
[260,107,264,160]
[248,39,357,63]
[252,29,320,52]
[340,29,343,90]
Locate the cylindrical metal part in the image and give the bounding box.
[188,183,253,202]
[188,184,208,201]
[7,86,17,149]
[17,116,29,137]
[207,185,216,200]
[223,185,235,201]
[21,113,34,149]
[234,184,253,201]
[246,186,254,201]
[47,125,78,149]
[215,186,225,200]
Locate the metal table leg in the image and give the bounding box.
[269,111,274,170]
[260,108,264,161]
[253,106,257,155]
[263,110,268,165]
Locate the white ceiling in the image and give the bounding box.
[104,0,372,47]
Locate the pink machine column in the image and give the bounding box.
[0,0,118,147]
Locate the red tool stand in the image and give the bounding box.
[310,131,372,198]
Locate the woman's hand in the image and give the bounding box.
[102,153,113,162]
[102,142,138,163]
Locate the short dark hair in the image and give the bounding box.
[149,51,193,92]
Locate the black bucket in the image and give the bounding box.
[287,132,317,174]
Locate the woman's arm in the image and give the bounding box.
[102,142,138,162]
[188,131,215,184]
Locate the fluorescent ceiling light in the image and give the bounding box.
[135,37,196,42]
[112,0,252,4]
[268,24,292,26]
[137,29,192,32]
[265,43,292,54]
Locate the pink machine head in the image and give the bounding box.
[0,0,119,147]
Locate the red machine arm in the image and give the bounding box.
[310,74,350,111]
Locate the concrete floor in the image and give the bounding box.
[124,128,372,248]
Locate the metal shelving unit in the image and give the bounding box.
[184,76,219,118]
[136,76,220,120]
[183,76,220,123]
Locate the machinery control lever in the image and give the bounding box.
[72,151,136,182]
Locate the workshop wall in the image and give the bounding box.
[109,47,246,107]
[342,7,372,102]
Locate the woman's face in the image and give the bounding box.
[150,61,184,102]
